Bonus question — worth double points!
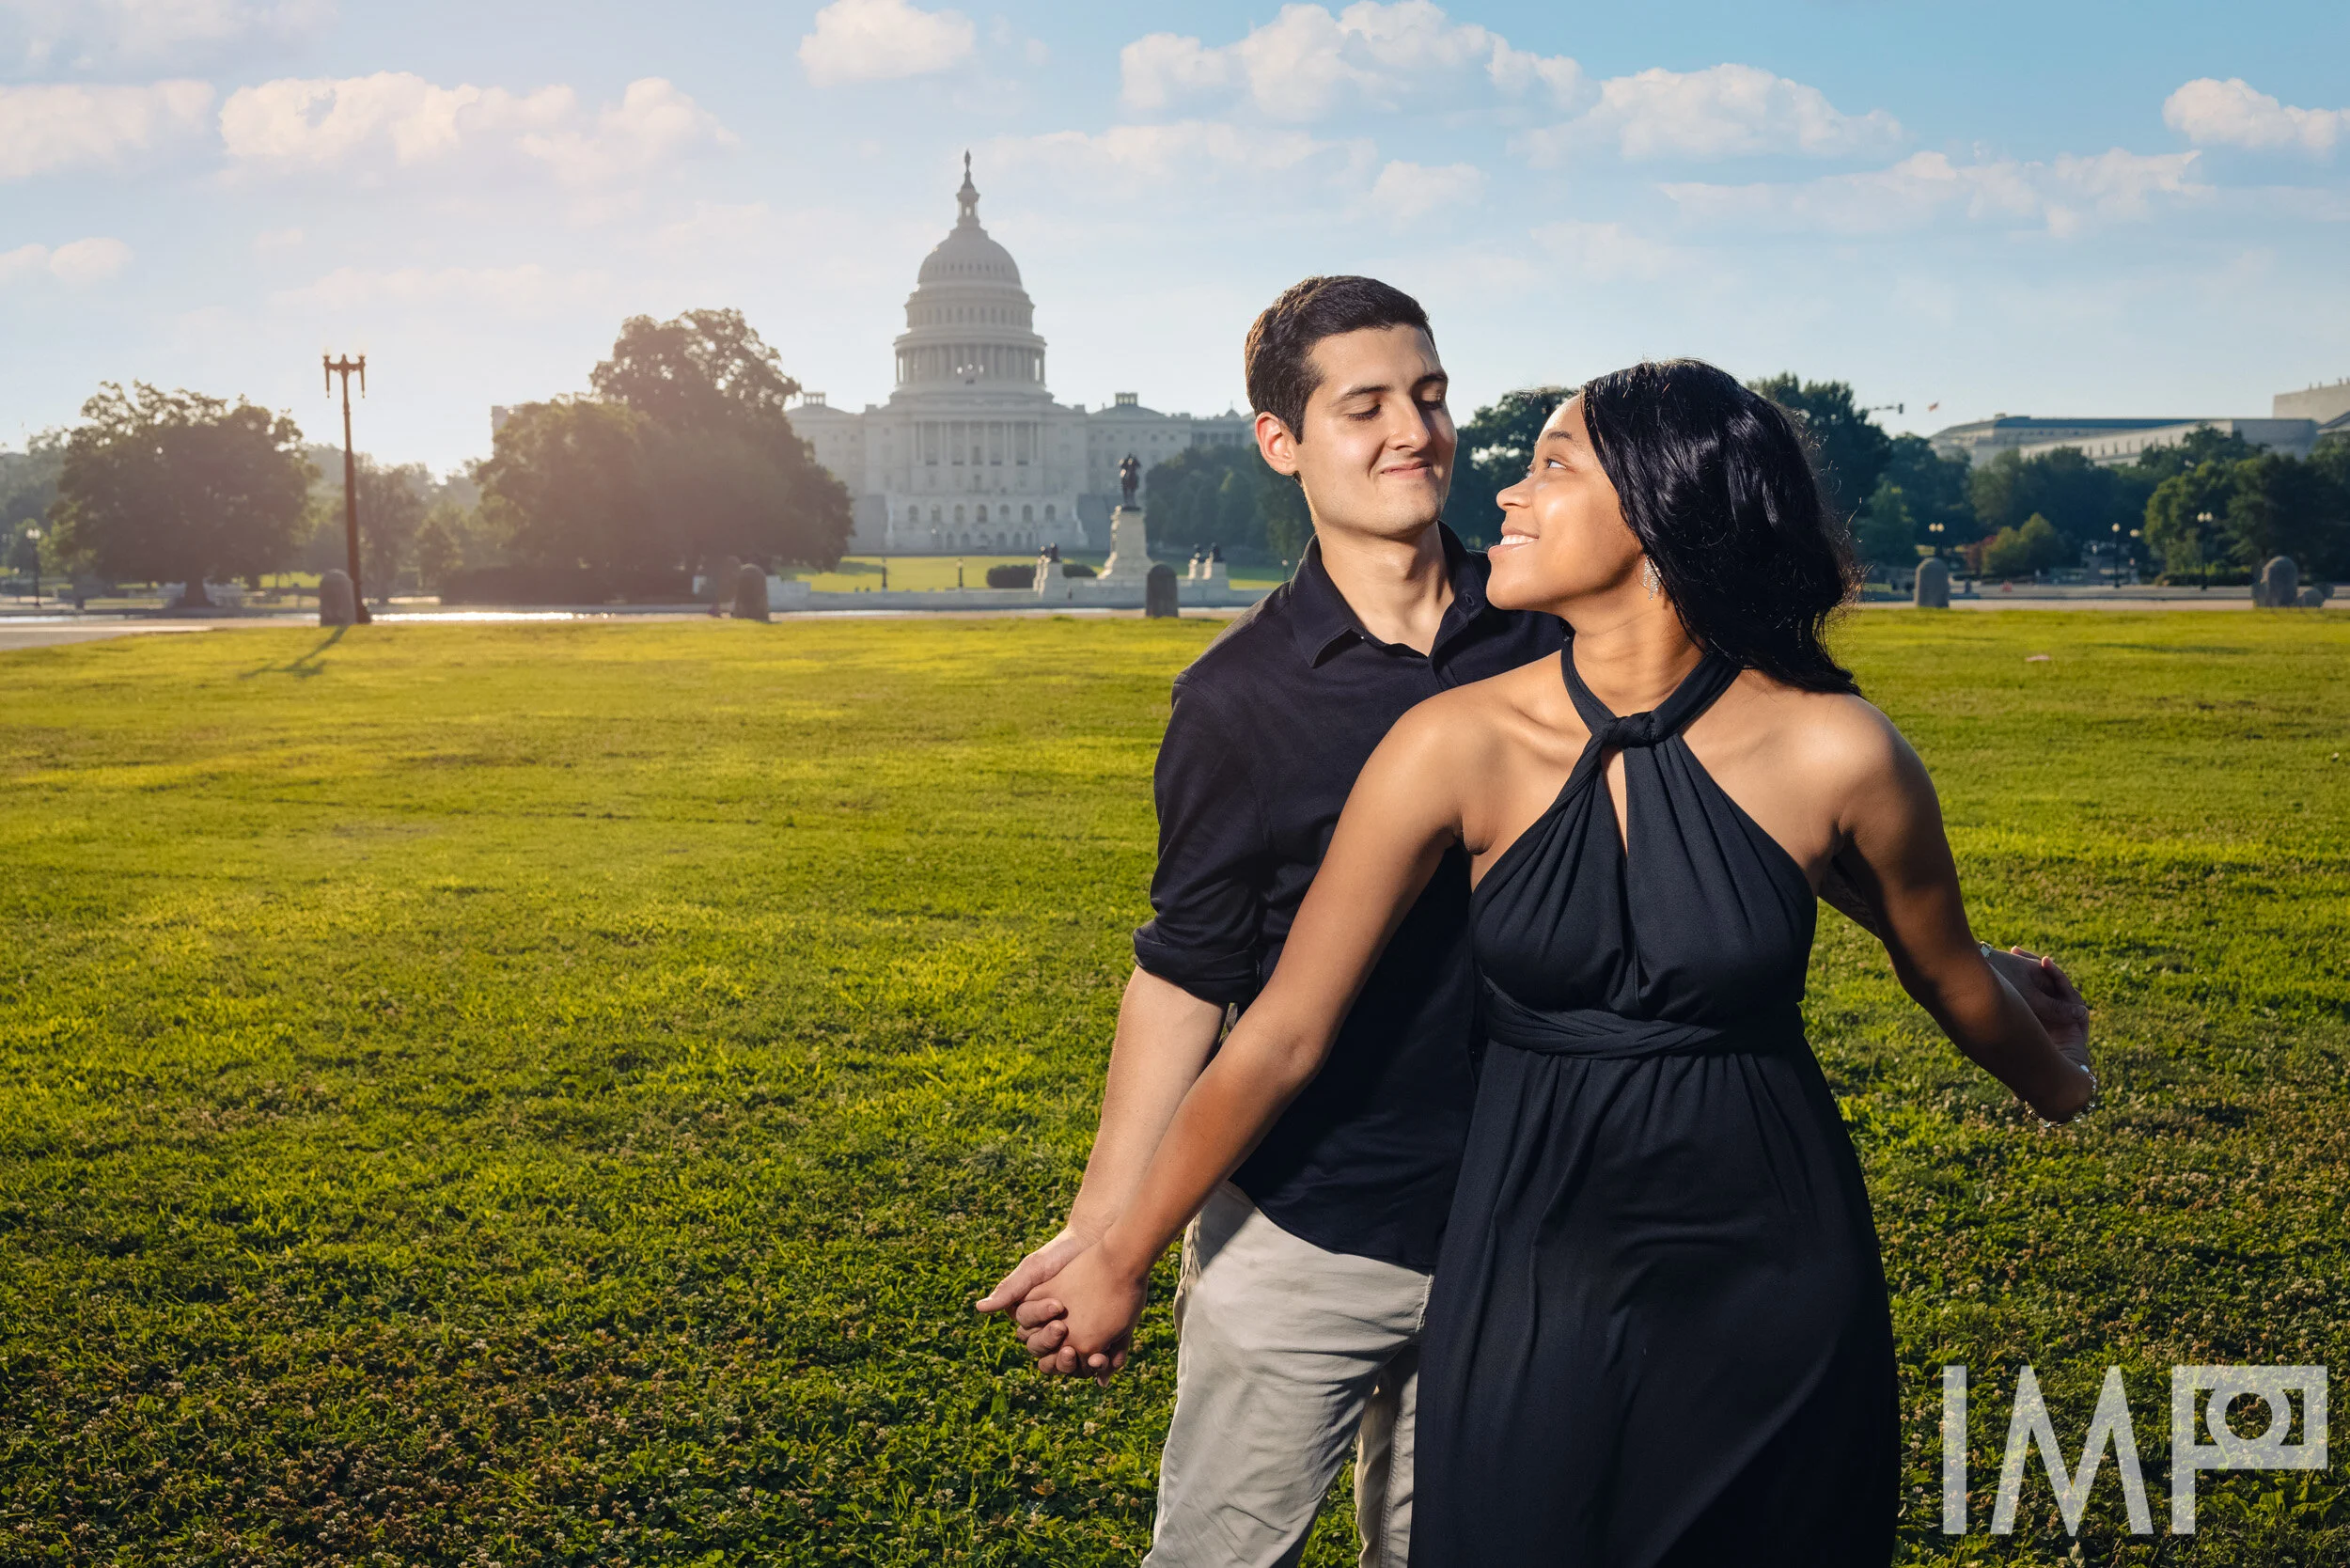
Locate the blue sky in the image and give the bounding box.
[5,0,2346,473]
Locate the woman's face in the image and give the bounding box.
[1485,395,1647,614]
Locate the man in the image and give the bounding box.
[978,276,2085,1567]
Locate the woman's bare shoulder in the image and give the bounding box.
[1374,653,1559,773]
[1728,672,1916,789]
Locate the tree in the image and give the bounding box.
[1851,479,1916,566]
[478,399,657,571]
[415,499,496,591]
[2219,454,2350,578]
[1981,512,2069,578]
[1746,374,1892,524]
[1968,446,2130,553]
[2143,462,2236,583]
[355,458,431,594]
[49,383,311,606]
[1878,434,1974,544]
[591,307,852,570]
[1,434,62,532]
[1449,386,1573,545]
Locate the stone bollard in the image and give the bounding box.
[733,562,770,621]
[2296,584,2331,608]
[2255,556,2298,607]
[318,568,356,626]
[1145,562,1179,619]
[1913,557,1950,609]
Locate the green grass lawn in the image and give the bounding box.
[2,613,2346,1566]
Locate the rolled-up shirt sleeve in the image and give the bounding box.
[1131,681,1266,1006]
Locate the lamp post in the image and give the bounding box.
[2109,522,2123,588]
[2194,510,2214,590]
[323,353,372,624]
[22,525,39,607]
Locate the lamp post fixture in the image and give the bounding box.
[323,353,372,624]
[2109,522,2123,589]
[22,525,39,607]
[1927,520,1946,560]
[2194,510,2215,590]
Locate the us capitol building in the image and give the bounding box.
[786,156,1249,556]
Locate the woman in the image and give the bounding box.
[1035,360,2096,1562]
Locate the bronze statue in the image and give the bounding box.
[1119,452,1141,508]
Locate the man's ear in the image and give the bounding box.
[1256,410,1300,478]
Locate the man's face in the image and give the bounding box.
[1257,325,1453,544]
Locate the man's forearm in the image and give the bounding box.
[1062,967,1229,1237]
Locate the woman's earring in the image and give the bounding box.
[1641,558,1661,598]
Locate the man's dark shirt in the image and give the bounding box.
[1132,526,1565,1271]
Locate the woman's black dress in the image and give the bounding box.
[1412,649,1896,1567]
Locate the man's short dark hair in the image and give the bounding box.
[1244,275,1434,441]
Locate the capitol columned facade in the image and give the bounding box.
[787,156,1249,556]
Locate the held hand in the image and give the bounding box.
[1982,945,2090,1056]
[975,1223,1099,1317]
[1036,1242,1147,1385]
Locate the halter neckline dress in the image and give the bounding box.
[1411,647,1896,1567]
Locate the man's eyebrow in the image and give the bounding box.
[1330,380,1393,400]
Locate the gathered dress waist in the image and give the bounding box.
[1480,978,1807,1061]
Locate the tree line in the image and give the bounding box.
[1139,377,2349,585]
[1,308,851,604]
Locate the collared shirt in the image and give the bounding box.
[1133,525,1566,1271]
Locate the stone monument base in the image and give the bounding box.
[1099,506,1153,585]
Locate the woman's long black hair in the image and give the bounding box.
[1578,358,1862,695]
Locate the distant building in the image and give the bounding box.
[786,156,1248,554]
[1931,379,2350,469]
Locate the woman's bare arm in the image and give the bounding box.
[1828,706,2095,1121]
[1035,703,1477,1365]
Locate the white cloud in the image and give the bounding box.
[271,262,610,314]
[217,72,730,186]
[2164,78,2344,158]
[1530,220,1688,284]
[1120,2,1582,121]
[799,0,975,86]
[995,119,1372,196]
[0,236,133,285]
[252,225,303,253]
[0,0,327,68]
[1367,159,1482,223]
[1520,63,1902,165]
[1663,148,2207,238]
[0,80,212,180]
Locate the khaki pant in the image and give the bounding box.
[1143,1183,1431,1568]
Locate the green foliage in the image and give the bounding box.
[1747,373,1893,523]
[413,501,497,592]
[1970,447,2136,551]
[0,432,62,531]
[983,563,1031,588]
[2143,454,2350,583]
[48,383,313,605]
[1879,434,1975,545]
[1449,385,1573,545]
[478,310,854,579]
[1980,512,2072,578]
[1140,444,1308,561]
[2,617,2346,1564]
[2143,462,2236,582]
[1853,480,1918,566]
[594,307,854,572]
[478,398,661,572]
[355,458,432,594]
[2222,453,2350,577]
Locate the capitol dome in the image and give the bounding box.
[893,154,1046,396]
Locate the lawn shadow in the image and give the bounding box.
[240,626,347,680]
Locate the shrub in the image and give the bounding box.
[984,564,1031,588]
[1061,562,1097,579]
